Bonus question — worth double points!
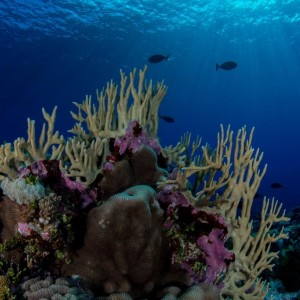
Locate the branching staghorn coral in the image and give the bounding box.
[161,132,202,168]
[221,198,289,299]
[59,136,110,184]
[0,67,166,185]
[218,128,290,299]
[69,65,167,140]
[161,141,186,167]
[159,125,232,207]
[61,66,167,184]
[159,125,289,299]
[0,107,64,180]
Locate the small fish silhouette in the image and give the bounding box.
[270,182,283,189]
[159,114,175,123]
[148,54,169,63]
[254,192,262,199]
[216,61,237,71]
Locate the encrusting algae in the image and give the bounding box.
[0,275,13,300]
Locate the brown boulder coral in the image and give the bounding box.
[0,196,26,264]
[62,185,168,297]
[99,146,168,199]
[0,196,23,243]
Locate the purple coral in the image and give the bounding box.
[60,172,97,208]
[19,159,59,182]
[18,160,97,208]
[17,222,32,237]
[157,188,233,285]
[157,189,190,208]
[30,160,49,180]
[197,228,234,284]
[114,120,161,156]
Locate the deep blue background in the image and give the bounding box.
[0,0,299,211]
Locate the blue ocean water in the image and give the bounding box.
[0,0,299,212]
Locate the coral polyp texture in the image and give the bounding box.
[0,66,289,300]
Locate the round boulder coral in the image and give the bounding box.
[62,185,168,297]
[100,146,167,199]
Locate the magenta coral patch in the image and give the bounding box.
[114,120,161,155]
[18,222,32,237]
[197,228,234,284]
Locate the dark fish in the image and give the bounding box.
[216,61,237,71]
[254,192,262,199]
[148,54,169,63]
[270,182,284,189]
[159,114,175,123]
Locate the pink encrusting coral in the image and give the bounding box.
[19,159,97,208]
[17,222,32,237]
[25,160,48,180]
[60,171,97,208]
[197,228,235,284]
[103,120,163,174]
[157,188,233,285]
[0,159,100,274]
[114,120,161,155]
[157,189,190,207]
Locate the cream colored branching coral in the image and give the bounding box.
[59,137,110,184]
[218,128,289,299]
[0,67,167,185]
[69,65,167,140]
[0,107,64,180]
[160,126,232,206]
[160,125,289,299]
[61,66,167,184]
[162,132,202,168]
[222,198,288,299]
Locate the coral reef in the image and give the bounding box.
[0,67,289,300]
